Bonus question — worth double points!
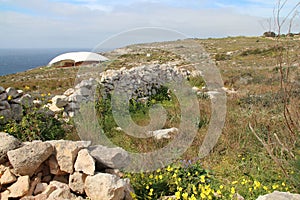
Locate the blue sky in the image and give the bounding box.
[0,0,299,48]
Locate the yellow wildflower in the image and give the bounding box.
[148,188,154,196]
[159,175,163,180]
[175,191,181,199]
[200,175,205,183]
[231,187,235,194]
[182,192,188,200]
[7,95,12,101]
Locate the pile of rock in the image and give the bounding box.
[0,86,32,125]
[99,64,190,100]
[48,64,192,117]
[0,132,133,200]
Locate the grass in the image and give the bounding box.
[1,36,299,199]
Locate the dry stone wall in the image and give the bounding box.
[0,86,33,125]
[49,63,192,117]
[0,132,133,200]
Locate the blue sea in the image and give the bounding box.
[0,48,92,76]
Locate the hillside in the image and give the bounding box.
[0,36,299,199]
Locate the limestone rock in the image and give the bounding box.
[7,175,30,198]
[7,141,53,176]
[0,109,12,124]
[148,127,178,140]
[0,101,10,110]
[256,191,300,200]
[0,86,5,94]
[0,168,17,185]
[6,87,20,98]
[84,173,128,200]
[49,140,91,174]
[0,92,7,101]
[74,149,95,175]
[69,172,86,194]
[0,132,21,164]
[64,88,75,96]
[51,95,68,108]
[89,145,130,169]
[34,183,48,195]
[19,94,33,107]
[48,155,66,175]
[10,103,23,121]
[0,190,10,200]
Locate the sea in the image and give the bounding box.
[0,48,92,76]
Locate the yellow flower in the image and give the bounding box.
[48,92,51,96]
[188,194,197,200]
[159,175,163,180]
[148,188,154,196]
[130,192,137,200]
[156,168,161,173]
[24,86,30,90]
[146,185,149,190]
[41,93,46,97]
[219,185,224,190]
[200,175,205,183]
[177,187,183,192]
[200,193,206,199]
[282,182,286,186]
[254,180,261,189]
[231,187,235,194]
[175,191,181,199]
[7,95,12,101]
[177,178,182,182]
[182,192,188,200]
[217,189,222,195]
[192,184,197,194]
[149,174,153,179]
[167,165,173,172]
[0,116,4,120]
[263,186,268,191]
[231,181,238,185]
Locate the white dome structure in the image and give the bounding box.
[48,52,109,67]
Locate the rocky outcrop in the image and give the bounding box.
[0,132,22,164]
[0,86,33,125]
[0,133,134,200]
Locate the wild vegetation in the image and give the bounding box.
[0,35,299,199]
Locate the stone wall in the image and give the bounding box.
[48,63,193,117]
[0,87,33,125]
[0,132,133,200]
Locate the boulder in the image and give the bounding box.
[0,101,10,110]
[19,94,33,107]
[64,88,75,96]
[0,86,5,94]
[69,172,86,194]
[34,183,48,195]
[256,191,300,200]
[148,127,178,140]
[10,103,23,121]
[51,95,68,108]
[89,145,130,169]
[7,141,53,176]
[6,87,20,99]
[49,140,91,174]
[48,155,66,175]
[0,190,10,200]
[7,175,30,198]
[0,92,7,101]
[74,149,95,175]
[84,173,128,200]
[0,109,12,124]
[0,168,17,185]
[0,132,21,164]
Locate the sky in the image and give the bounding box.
[0,0,299,48]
